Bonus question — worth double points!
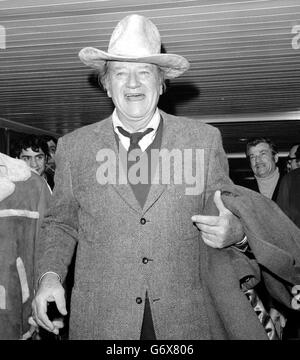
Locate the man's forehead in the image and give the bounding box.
[109,61,156,70]
[249,142,272,153]
[21,147,45,156]
[47,140,56,147]
[289,145,298,157]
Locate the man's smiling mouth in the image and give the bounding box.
[125,93,145,100]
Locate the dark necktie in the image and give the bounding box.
[117,126,154,153]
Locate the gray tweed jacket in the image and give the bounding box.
[36,109,233,339]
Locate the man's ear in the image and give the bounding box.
[159,84,163,96]
[274,153,279,163]
[103,79,112,98]
[106,83,112,98]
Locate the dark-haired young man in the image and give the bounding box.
[15,135,54,190]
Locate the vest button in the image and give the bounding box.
[140,218,146,225]
[136,297,143,304]
[142,257,149,264]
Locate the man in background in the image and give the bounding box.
[277,145,300,228]
[276,145,300,339]
[41,135,57,174]
[14,134,54,190]
[286,143,300,173]
[245,137,282,200]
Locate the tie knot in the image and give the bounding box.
[117,126,154,149]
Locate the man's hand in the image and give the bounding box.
[32,273,67,335]
[191,190,244,249]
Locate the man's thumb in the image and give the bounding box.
[55,292,67,316]
[213,190,227,215]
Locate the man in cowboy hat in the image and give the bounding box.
[32,14,300,340]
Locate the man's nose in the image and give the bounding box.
[254,154,263,162]
[29,157,38,167]
[127,72,140,87]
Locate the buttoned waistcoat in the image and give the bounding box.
[36,110,232,339]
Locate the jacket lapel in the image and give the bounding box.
[93,117,142,214]
[142,113,178,214]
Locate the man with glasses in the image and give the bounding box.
[286,144,300,172]
[277,146,300,339]
[277,146,300,228]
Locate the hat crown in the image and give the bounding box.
[108,14,161,57]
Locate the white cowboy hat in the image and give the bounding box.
[78,14,190,79]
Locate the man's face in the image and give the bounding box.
[47,139,56,166]
[47,140,56,157]
[105,61,163,130]
[248,142,278,178]
[287,145,299,171]
[19,147,46,176]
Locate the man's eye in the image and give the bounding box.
[21,157,29,161]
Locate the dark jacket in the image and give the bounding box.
[241,170,284,201]
[276,168,300,228]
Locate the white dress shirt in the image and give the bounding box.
[112,108,161,152]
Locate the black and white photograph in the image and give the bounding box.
[0,0,299,350]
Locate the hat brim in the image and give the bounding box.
[78,47,189,79]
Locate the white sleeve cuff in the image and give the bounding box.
[38,271,61,285]
[233,235,248,252]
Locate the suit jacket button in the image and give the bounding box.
[140,218,146,225]
[142,257,149,264]
[136,297,143,304]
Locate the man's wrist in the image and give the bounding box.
[233,235,248,252]
[38,271,61,285]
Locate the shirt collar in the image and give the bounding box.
[112,109,161,152]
